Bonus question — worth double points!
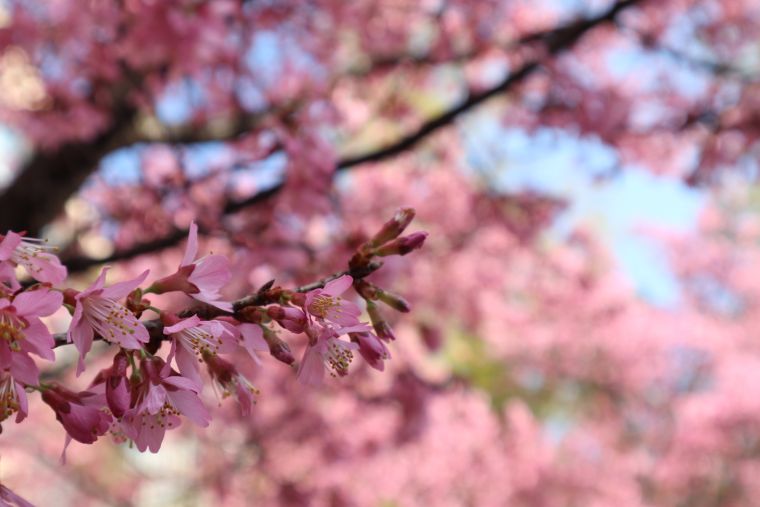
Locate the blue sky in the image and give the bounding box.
[464,114,705,306]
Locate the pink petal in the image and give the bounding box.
[163,374,200,393]
[336,323,373,335]
[0,483,35,507]
[82,266,110,297]
[297,345,325,386]
[20,319,55,360]
[9,352,40,386]
[100,269,149,300]
[14,381,28,422]
[166,389,210,427]
[140,417,168,453]
[69,319,94,376]
[13,289,63,317]
[23,252,67,285]
[235,383,253,416]
[239,323,266,363]
[180,222,199,267]
[62,404,109,444]
[323,274,353,296]
[175,343,202,388]
[0,262,20,291]
[189,254,231,291]
[163,315,202,335]
[143,384,168,414]
[0,232,21,261]
[191,292,233,312]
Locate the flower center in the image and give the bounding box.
[0,375,20,422]
[12,238,58,275]
[179,327,222,357]
[325,340,353,378]
[83,296,138,342]
[309,295,339,318]
[0,310,26,351]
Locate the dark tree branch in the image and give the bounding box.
[0,102,138,236]
[61,0,642,273]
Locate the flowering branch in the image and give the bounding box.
[0,207,426,457]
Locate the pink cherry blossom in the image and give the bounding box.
[297,323,370,385]
[120,357,210,453]
[350,331,391,371]
[266,305,307,333]
[0,231,67,285]
[302,274,362,326]
[41,384,112,444]
[0,289,62,385]
[163,314,236,386]
[67,268,150,375]
[217,317,269,364]
[89,352,130,419]
[204,352,259,415]
[151,222,233,311]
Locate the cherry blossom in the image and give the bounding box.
[0,232,67,286]
[120,357,210,453]
[67,268,150,375]
[151,222,233,311]
[163,314,236,386]
[0,288,62,385]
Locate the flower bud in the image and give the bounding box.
[350,332,391,371]
[419,323,443,351]
[126,289,150,318]
[377,290,411,313]
[105,352,130,418]
[267,305,306,333]
[354,279,380,300]
[238,305,265,323]
[374,232,428,257]
[262,327,295,365]
[41,384,112,444]
[366,300,396,341]
[367,207,416,248]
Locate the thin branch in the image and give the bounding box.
[61,0,641,272]
[53,262,382,349]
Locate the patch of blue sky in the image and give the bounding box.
[156,79,203,125]
[463,114,705,307]
[605,44,709,101]
[99,141,237,186]
[183,142,234,179]
[0,125,24,186]
[99,146,142,185]
[228,152,287,198]
[245,31,282,84]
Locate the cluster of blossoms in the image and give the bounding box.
[0,209,426,461]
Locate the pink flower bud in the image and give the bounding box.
[374,232,428,257]
[366,300,396,341]
[262,327,295,365]
[377,290,411,313]
[367,207,416,248]
[350,332,391,371]
[203,352,259,416]
[41,384,112,444]
[267,305,307,333]
[105,352,130,418]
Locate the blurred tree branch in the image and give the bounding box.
[55,0,642,272]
